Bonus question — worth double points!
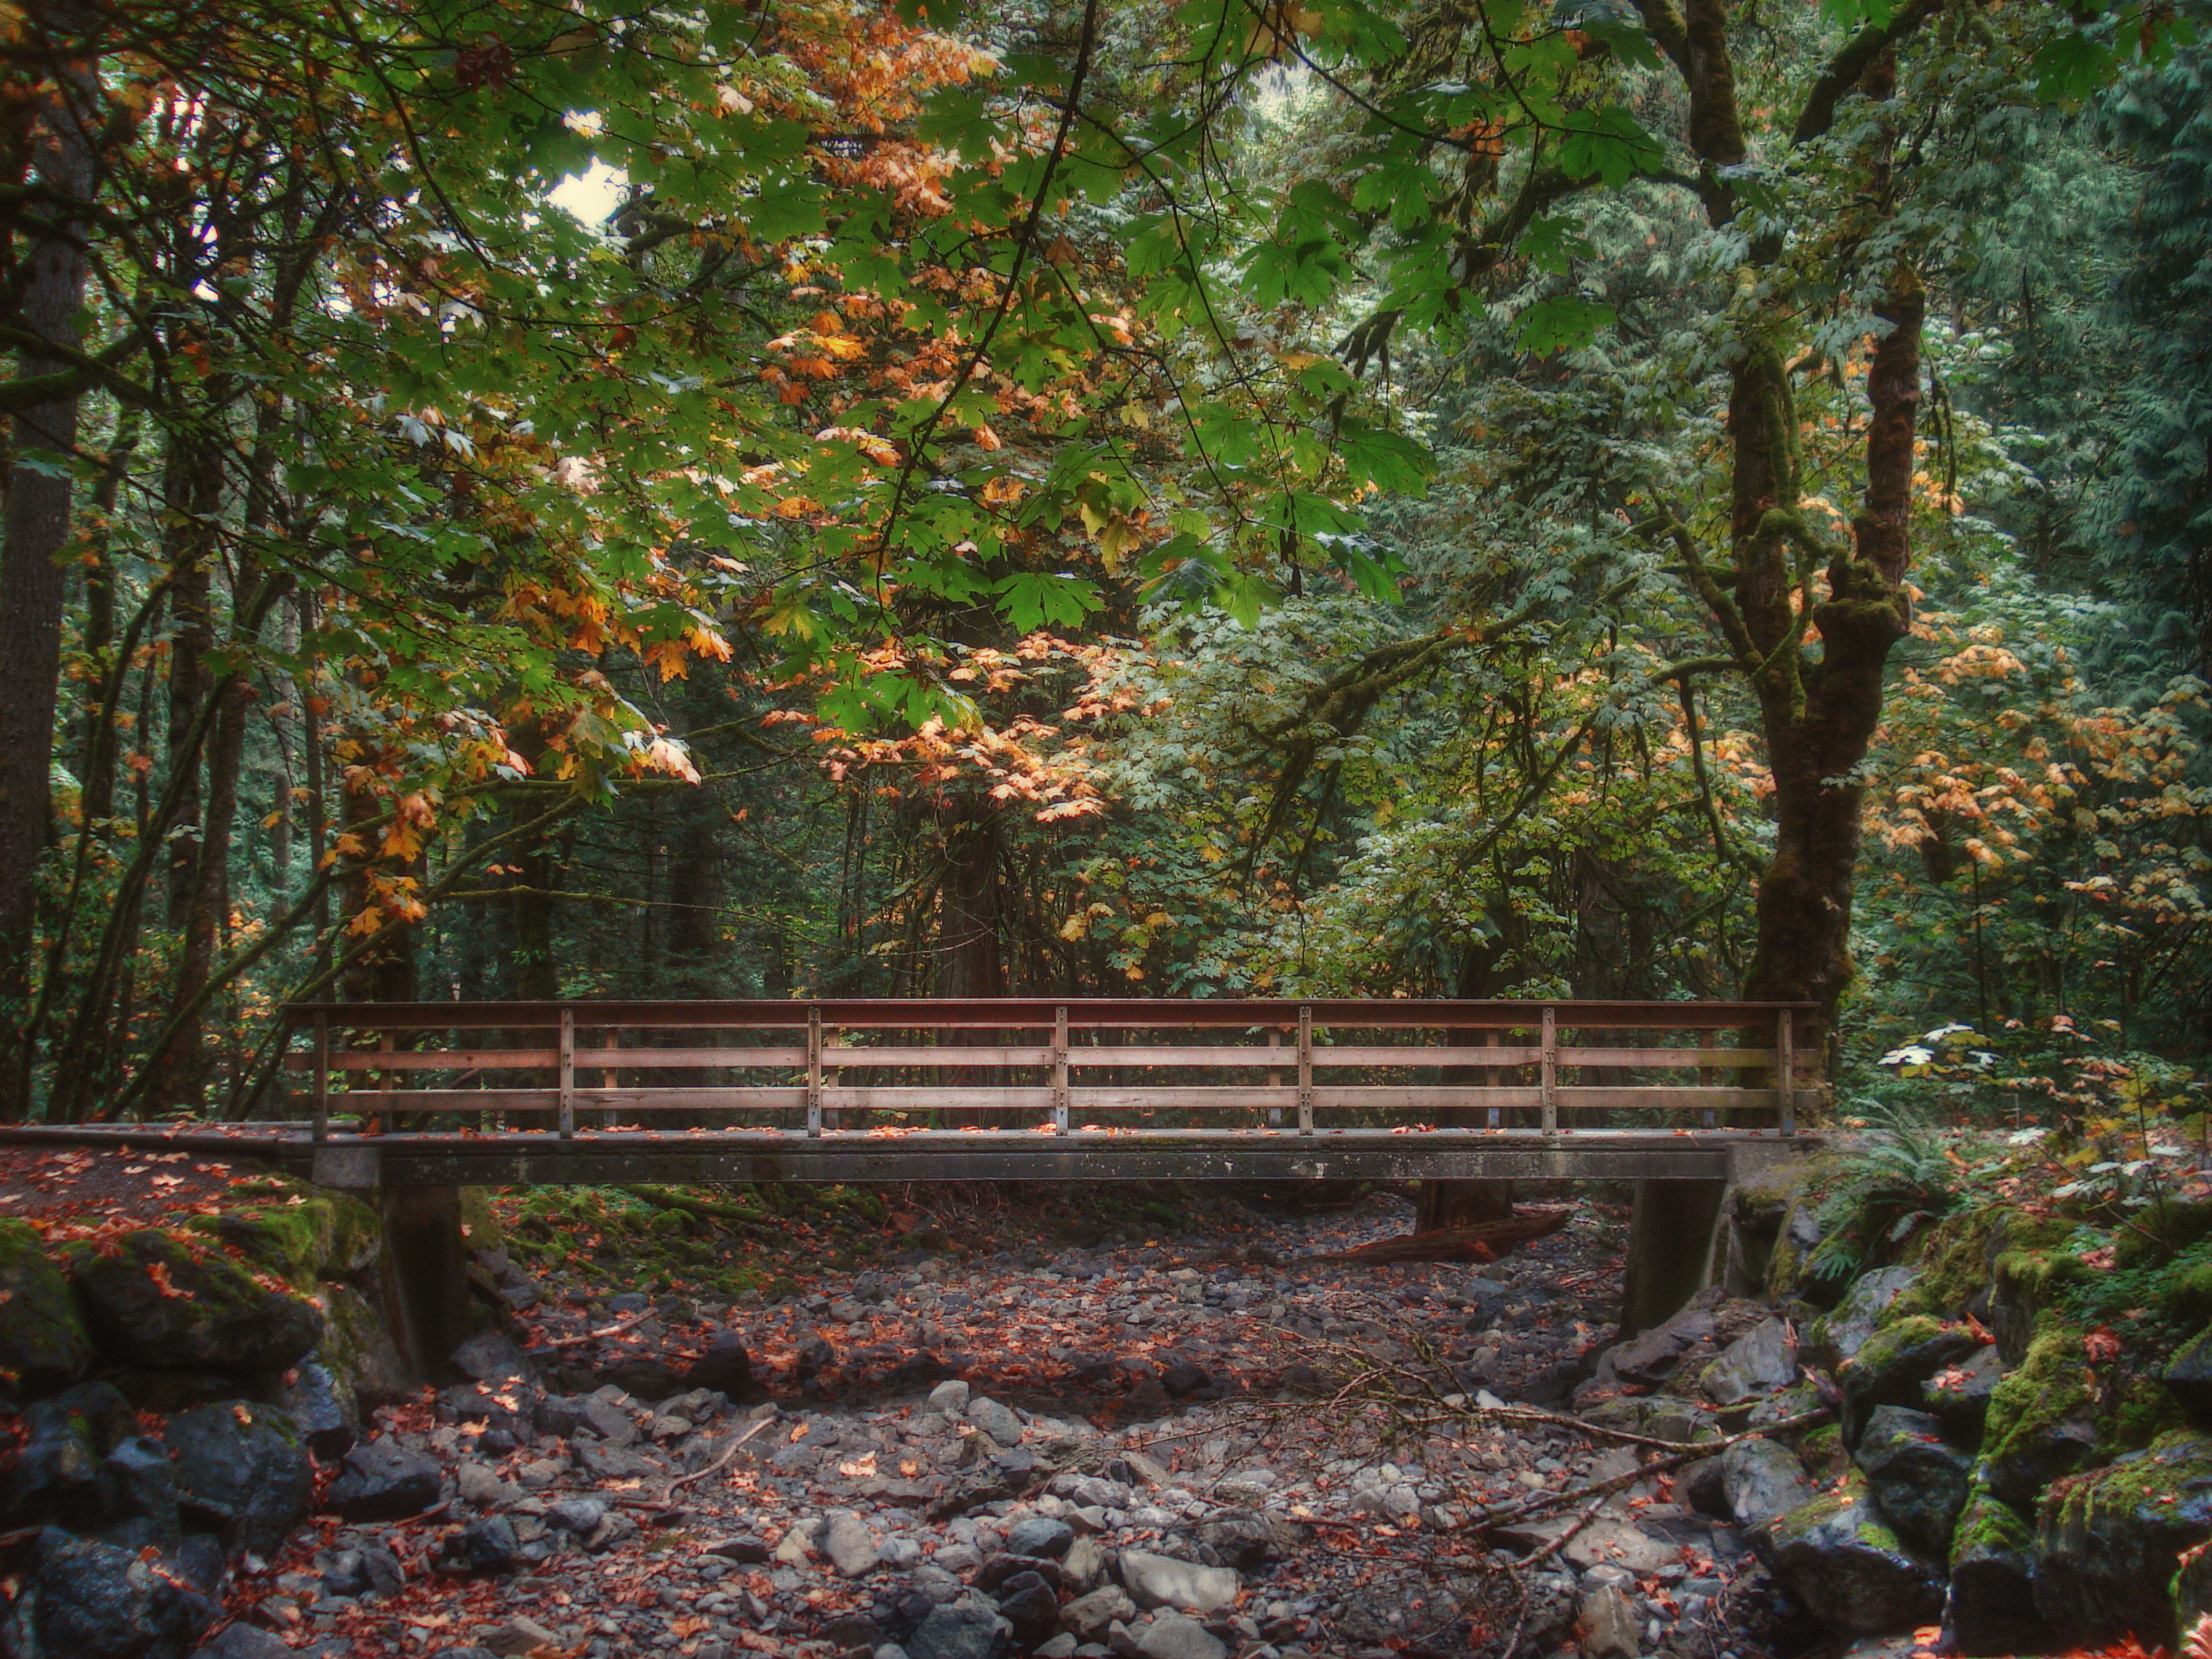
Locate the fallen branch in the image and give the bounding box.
[668,1415,774,1492]
[535,1308,657,1350]
[1317,1207,1573,1265]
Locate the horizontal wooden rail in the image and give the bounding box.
[279,998,1816,1148]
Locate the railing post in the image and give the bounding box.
[558,1009,575,1140]
[806,1005,823,1137]
[1540,1005,1558,1134]
[1778,1006,1796,1135]
[1297,1006,1313,1135]
[1052,1005,1069,1133]
[1266,1027,1283,1130]
[312,1012,330,1142]
[374,1027,394,1136]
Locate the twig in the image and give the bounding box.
[668,1415,774,1492]
[534,1308,657,1350]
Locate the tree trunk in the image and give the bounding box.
[160,434,223,930]
[936,798,1004,1126]
[76,408,142,828]
[0,10,97,1119]
[1416,947,1514,1231]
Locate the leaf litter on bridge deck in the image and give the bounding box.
[229,1186,1792,1659]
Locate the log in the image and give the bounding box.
[1321,1205,1573,1265]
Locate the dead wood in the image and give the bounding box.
[1318,1206,1573,1265]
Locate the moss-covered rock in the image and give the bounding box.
[1946,1491,2045,1656]
[2032,1430,2212,1650]
[1810,1265,1923,1367]
[66,1229,320,1374]
[1982,1318,2185,1507]
[1990,1245,2093,1364]
[458,1187,503,1251]
[1798,1423,1851,1481]
[184,1192,379,1287]
[1767,1471,1947,1637]
[0,1218,92,1395]
[320,1282,412,1404]
[1855,1404,1972,1558]
[1838,1314,1980,1447]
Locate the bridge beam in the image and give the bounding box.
[317,1148,469,1382]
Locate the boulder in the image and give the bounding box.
[0,1382,130,1529]
[320,1284,413,1406]
[1701,1316,1797,1406]
[991,1572,1059,1649]
[67,1230,320,1375]
[327,1437,442,1520]
[1836,1316,1980,1448]
[450,1331,534,1384]
[687,1331,753,1396]
[1767,1476,1946,1638]
[1120,1551,1239,1615]
[822,1511,881,1577]
[1577,1580,1640,1659]
[1609,1306,1716,1390]
[1922,1343,2005,1442]
[1813,1267,1921,1365]
[0,1219,93,1394]
[1853,1405,1972,1558]
[456,1514,519,1570]
[1197,1514,1294,1572]
[1945,1492,2046,1657]
[1004,1516,1075,1559]
[0,1528,219,1659]
[1981,1322,2105,1507]
[83,1435,182,1554]
[269,1357,359,1459]
[1719,1435,1814,1536]
[904,1602,1008,1659]
[966,1397,1024,1448]
[163,1400,313,1558]
[2032,1432,2212,1650]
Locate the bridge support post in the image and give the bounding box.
[1618,1177,1726,1339]
[315,1144,469,1382]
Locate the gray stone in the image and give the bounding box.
[189,1625,295,1659]
[1922,1343,2005,1438]
[450,1331,535,1383]
[1701,1317,1797,1405]
[1062,1536,1108,1590]
[1063,1587,1137,1642]
[928,1379,972,1415]
[548,1497,607,1533]
[905,1602,1009,1659]
[1119,1551,1240,1614]
[824,1511,881,1577]
[271,1358,358,1459]
[458,1514,519,1570]
[326,1437,442,1521]
[483,1616,562,1656]
[1133,1615,1225,1659]
[1768,1482,1945,1638]
[1577,1581,1639,1659]
[967,1397,1024,1448]
[993,1572,1060,1648]
[1005,1516,1075,1559]
[1719,1436,1814,1535]
[1562,1519,1675,1576]
[1197,1514,1294,1573]
[1609,1309,1716,1390]
[457,1463,518,1507]
[1853,1406,1971,1558]
[685,1331,753,1396]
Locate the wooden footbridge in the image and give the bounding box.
[0,999,1822,1369]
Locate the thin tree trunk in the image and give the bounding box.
[77,408,142,826]
[160,433,222,929]
[0,6,98,1119]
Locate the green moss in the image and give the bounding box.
[2111,1371,2188,1449]
[1845,1313,1951,1383]
[1948,1490,2031,1571]
[2117,1199,2212,1271]
[189,1207,326,1285]
[1767,1474,1865,1547]
[0,1218,92,1387]
[1983,1318,2097,1468]
[1799,1423,1849,1480]
[457,1188,503,1251]
[2163,1259,2212,1324]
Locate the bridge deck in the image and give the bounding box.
[0,1123,1808,1185]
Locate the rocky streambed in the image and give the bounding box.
[4,1153,2211,1659]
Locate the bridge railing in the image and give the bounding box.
[280,999,1818,1143]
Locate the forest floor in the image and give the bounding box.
[204,1176,1859,1659]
